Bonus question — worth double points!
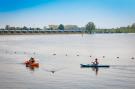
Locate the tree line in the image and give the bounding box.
[0,24,81,31]
[0,22,135,33]
[85,22,135,33]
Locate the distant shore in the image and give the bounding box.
[0,32,84,35]
[1,32,135,35]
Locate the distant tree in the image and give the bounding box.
[15,27,22,31]
[131,23,135,29]
[10,27,16,30]
[58,24,64,30]
[127,25,131,29]
[64,25,78,30]
[43,26,48,30]
[49,25,58,30]
[23,26,28,30]
[85,22,95,33]
[80,27,86,32]
[5,25,10,30]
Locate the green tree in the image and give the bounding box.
[85,22,95,33]
[64,25,78,30]
[49,25,58,30]
[131,23,135,29]
[58,24,64,30]
[23,26,28,30]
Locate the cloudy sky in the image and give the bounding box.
[0,0,135,28]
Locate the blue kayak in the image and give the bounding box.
[80,64,110,67]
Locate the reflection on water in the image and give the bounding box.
[25,64,39,71]
[81,67,110,76]
[92,67,99,75]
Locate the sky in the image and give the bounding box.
[0,0,135,28]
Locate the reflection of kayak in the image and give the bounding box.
[24,61,39,67]
[80,64,110,67]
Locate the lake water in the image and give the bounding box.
[0,33,135,89]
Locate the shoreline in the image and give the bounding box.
[0,32,134,35]
[0,32,85,35]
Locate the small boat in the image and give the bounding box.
[24,61,39,67]
[80,64,110,67]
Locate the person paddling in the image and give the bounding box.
[29,57,35,64]
[92,58,99,65]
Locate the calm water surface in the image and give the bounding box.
[0,34,135,89]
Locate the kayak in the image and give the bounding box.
[24,61,39,67]
[29,63,39,67]
[80,64,110,67]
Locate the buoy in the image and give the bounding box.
[53,53,56,55]
[131,57,134,59]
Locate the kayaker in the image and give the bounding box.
[29,57,35,64]
[92,58,99,65]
